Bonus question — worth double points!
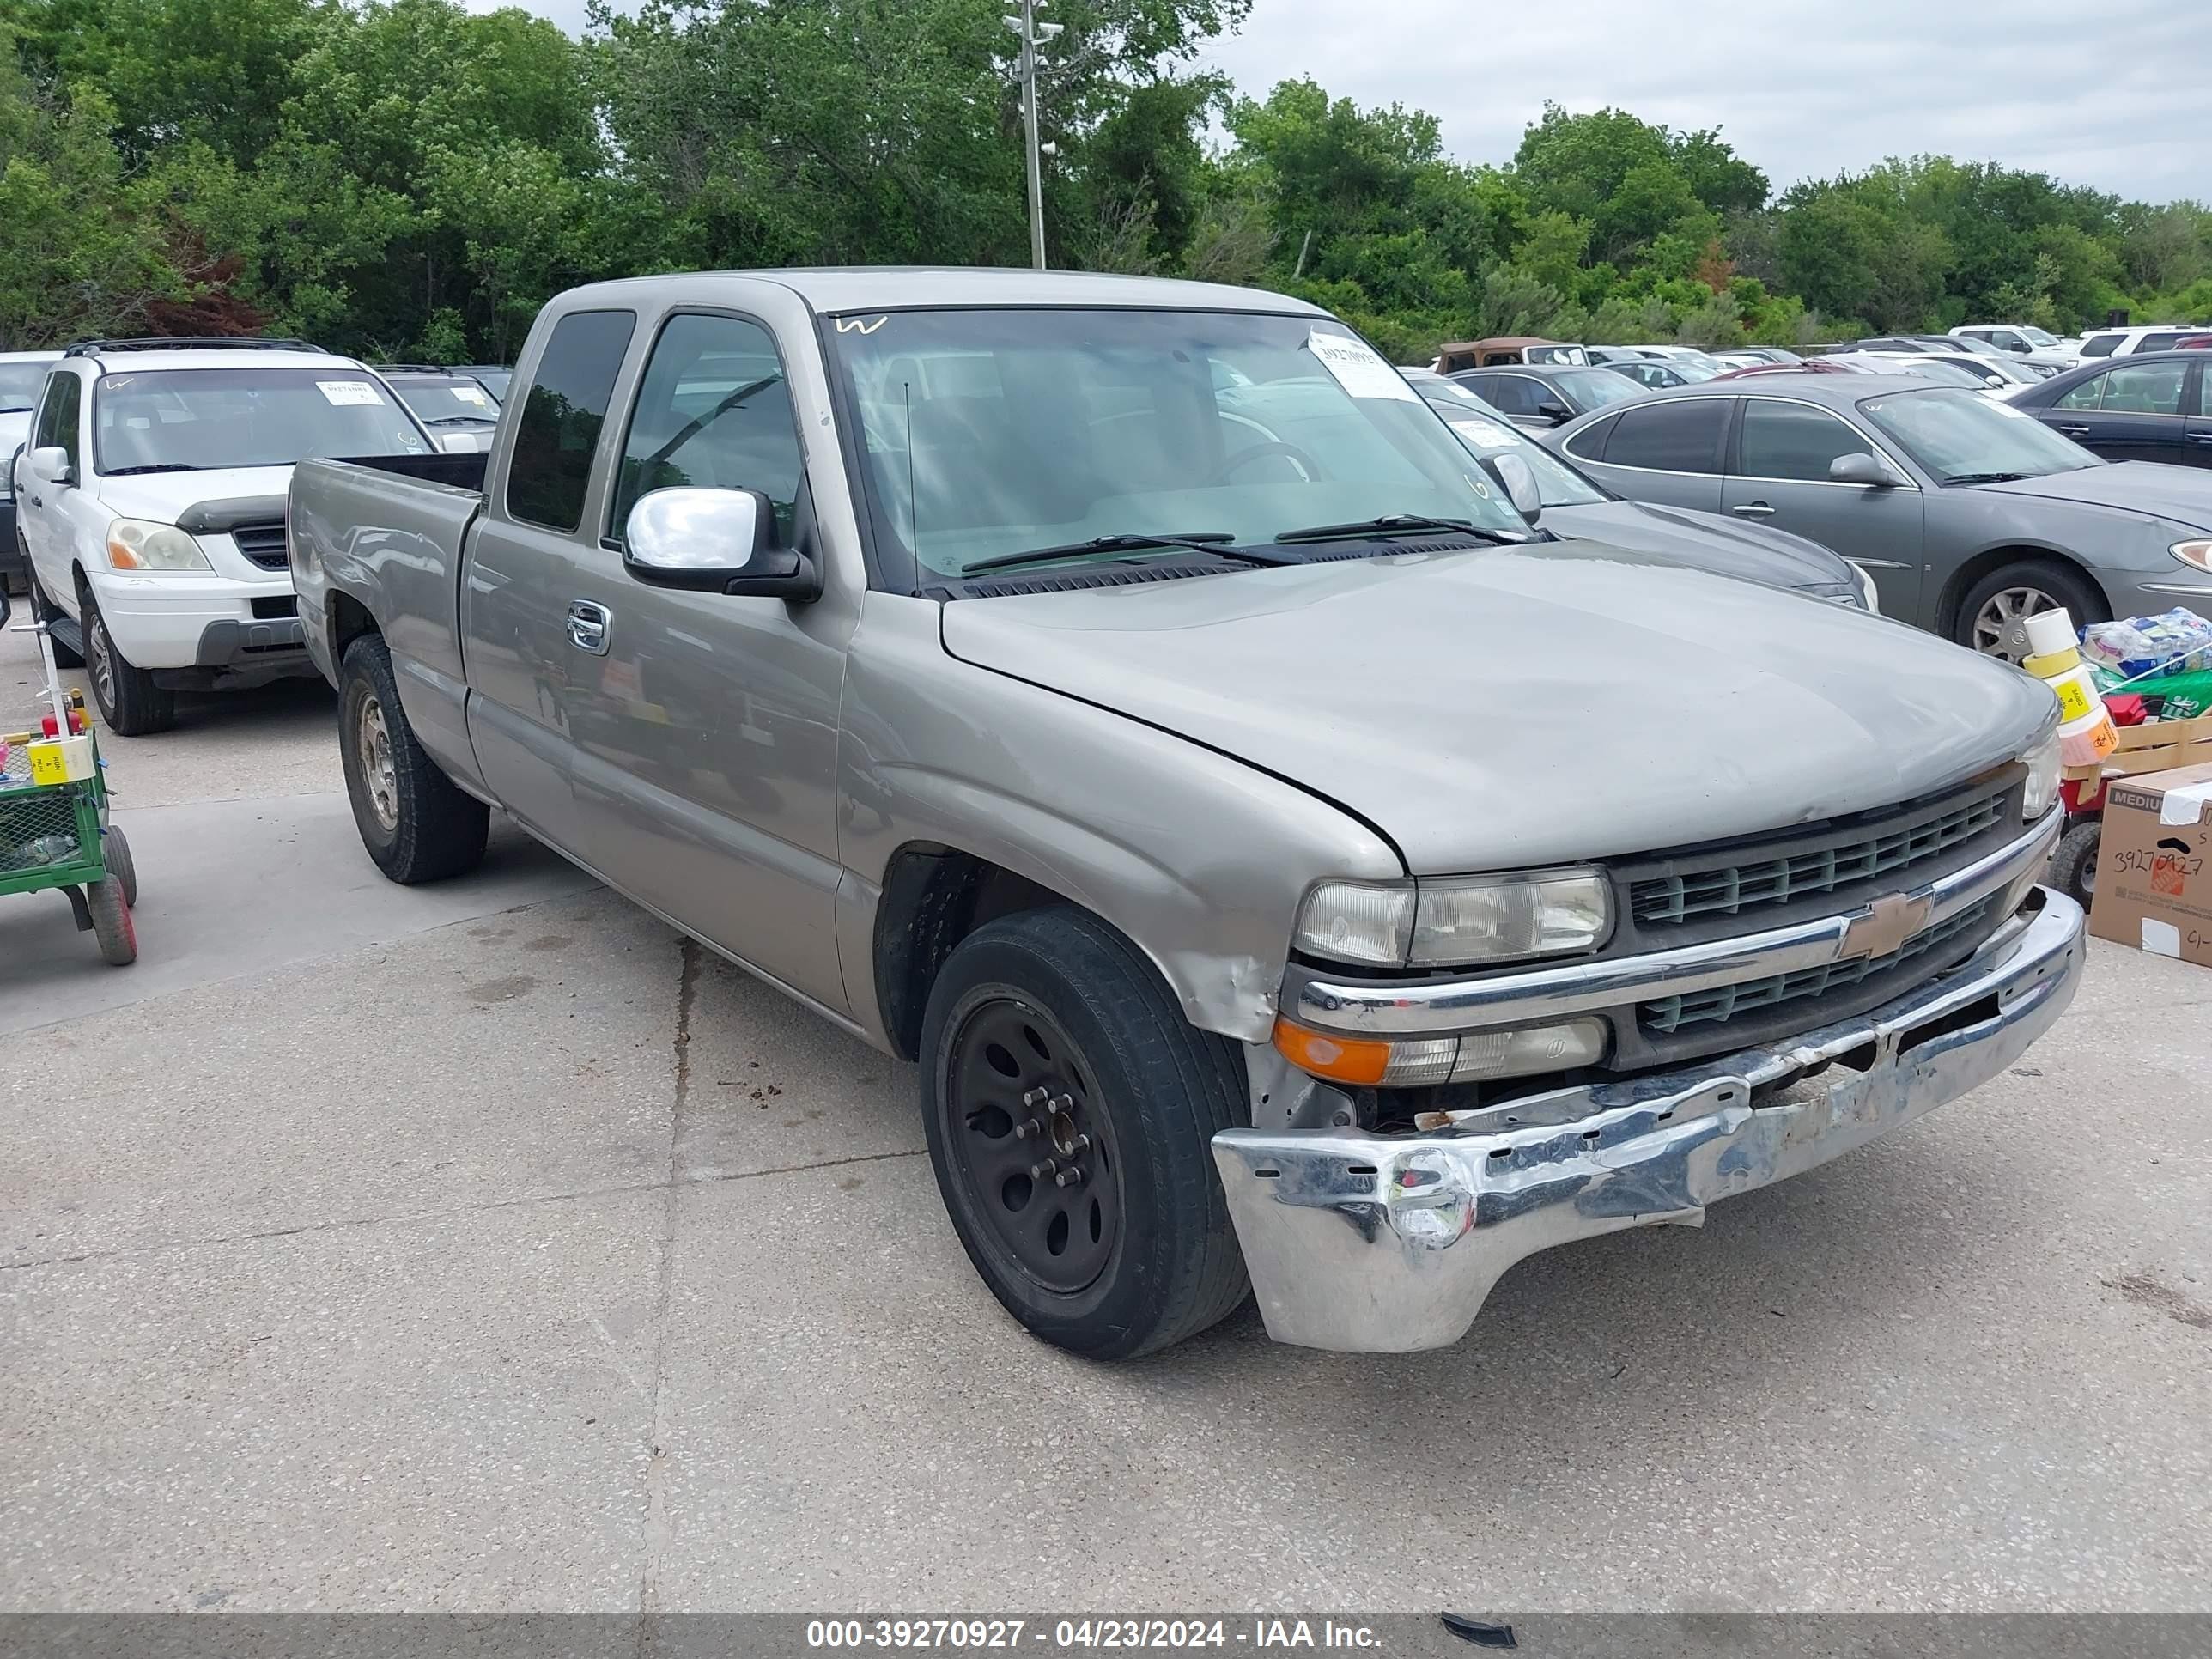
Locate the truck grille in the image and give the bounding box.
[1639,894,2001,1036]
[1628,784,2012,927]
[229,521,289,570]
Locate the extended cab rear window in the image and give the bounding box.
[507,309,636,532]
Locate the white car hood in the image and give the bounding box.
[94,465,295,526]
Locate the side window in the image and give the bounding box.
[1990,331,2024,349]
[2100,362,2185,415]
[1562,410,1620,462]
[2078,334,2118,359]
[2053,374,2106,412]
[1484,375,1543,416]
[611,313,803,543]
[1737,399,1875,481]
[34,373,80,466]
[2136,332,2185,353]
[1603,399,1728,472]
[2198,368,2212,419]
[506,308,636,533]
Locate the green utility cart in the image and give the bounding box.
[0,589,137,964]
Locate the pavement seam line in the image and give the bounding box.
[637,935,698,1651]
[0,1148,927,1273]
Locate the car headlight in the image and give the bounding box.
[2021,728,2061,819]
[1295,869,1612,968]
[1848,562,1881,613]
[2172,539,2212,575]
[106,518,212,573]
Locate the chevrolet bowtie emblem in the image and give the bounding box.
[1840,892,1932,960]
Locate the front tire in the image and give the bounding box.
[1954,560,2107,664]
[82,591,175,735]
[338,632,489,884]
[919,907,1250,1359]
[2050,818,2101,910]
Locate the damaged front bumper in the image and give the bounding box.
[1211,886,2086,1353]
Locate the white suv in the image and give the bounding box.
[0,349,62,593]
[12,338,436,733]
[2069,324,2209,364]
[1948,324,2077,373]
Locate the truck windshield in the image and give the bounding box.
[93,368,434,472]
[386,374,500,427]
[824,307,1528,586]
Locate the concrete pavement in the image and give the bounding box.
[3,623,2209,1615]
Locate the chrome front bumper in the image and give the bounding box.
[1212,887,2087,1353]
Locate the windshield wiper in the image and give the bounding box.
[1942,471,2034,485]
[421,415,495,427]
[102,463,206,476]
[0,404,31,415]
[1273,513,1531,546]
[965,532,1302,575]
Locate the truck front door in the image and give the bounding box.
[567,308,850,1013]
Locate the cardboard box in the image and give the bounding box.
[2089,760,2212,967]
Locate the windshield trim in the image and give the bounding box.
[89,364,437,474]
[818,302,1523,596]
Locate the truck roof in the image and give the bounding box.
[556,266,1332,318]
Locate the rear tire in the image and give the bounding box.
[918,906,1250,1359]
[82,591,175,736]
[338,632,489,884]
[1954,560,2107,664]
[86,875,137,965]
[2050,818,2101,910]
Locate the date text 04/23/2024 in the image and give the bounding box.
[804,1620,1385,1650]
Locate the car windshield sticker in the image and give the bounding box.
[1448,417,1518,450]
[450,385,490,406]
[1307,331,1418,401]
[318,381,384,406]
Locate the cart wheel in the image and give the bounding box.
[85,875,137,965]
[2050,818,2101,910]
[103,823,137,908]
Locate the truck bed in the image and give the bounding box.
[289,453,490,794]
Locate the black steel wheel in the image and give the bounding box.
[919,906,1250,1359]
[2050,817,2101,910]
[942,996,1121,1296]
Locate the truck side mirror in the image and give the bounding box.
[1534,400,1571,424]
[1829,452,1898,488]
[27,446,73,487]
[623,487,819,601]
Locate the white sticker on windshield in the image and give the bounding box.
[318,380,384,406]
[1448,417,1516,450]
[450,385,490,406]
[1307,331,1419,401]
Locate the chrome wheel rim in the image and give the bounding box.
[87,611,116,710]
[1972,585,2059,663]
[358,696,399,831]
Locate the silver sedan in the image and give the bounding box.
[1540,372,2212,659]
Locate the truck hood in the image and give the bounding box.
[94,465,296,526]
[940,545,2052,873]
[1539,500,1853,592]
[1971,461,2212,531]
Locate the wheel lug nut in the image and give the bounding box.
[1054,1167,1084,1188]
[1030,1158,1057,1179]
[1070,1133,1091,1154]
[1014,1118,1041,1139]
[1023,1087,1048,1107]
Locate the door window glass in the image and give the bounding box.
[2099,362,2185,416]
[2135,333,2186,353]
[1738,399,1875,481]
[611,313,805,543]
[1481,375,1545,417]
[34,373,80,466]
[2078,334,2119,358]
[2053,374,2107,411]
[1602,399,1728,472]
[506,309,636,532]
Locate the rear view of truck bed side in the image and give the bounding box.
[289,452,492,797]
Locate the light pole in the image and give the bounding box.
[1005,0,1061,269]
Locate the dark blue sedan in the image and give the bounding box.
[2005,349,2212,467]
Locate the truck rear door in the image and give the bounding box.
[461,307,639,852]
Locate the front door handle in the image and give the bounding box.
[2054,424,2091,436]
[1731,501,1775,519]
[567,599,611,655]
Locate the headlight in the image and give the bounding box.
[1848,562,1881,613]
[2021,729,2061,819]
[1295,869,1612,968]
[106,518,212,573]
[2172,539,2212,575]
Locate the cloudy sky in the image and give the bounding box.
[489,0,2212,204]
